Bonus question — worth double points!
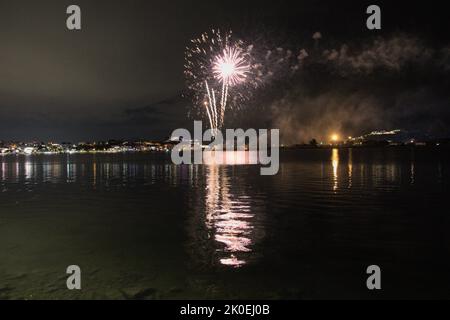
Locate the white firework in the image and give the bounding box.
[213,47,250,86]
[185,29,256,132]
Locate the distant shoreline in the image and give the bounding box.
[282,143,450,150]
[0,143,449,157]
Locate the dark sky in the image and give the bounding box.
[0,0,448,142]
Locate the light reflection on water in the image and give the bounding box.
[0,149,442,196]
[0,154,187,188]
[348,148,353,189]
[332,148,339,192]
[0,149,448,269]
[204,165,257,268]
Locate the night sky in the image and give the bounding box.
[0,0,448,142]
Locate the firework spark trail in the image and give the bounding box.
[213,88,219,129]
[221,81,229,127]
[211,89,218,130]
[205,81,216,129]
[206,81,219,130]
[220,81,227,126]
[204,99,214,132]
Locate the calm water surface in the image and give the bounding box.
[0,148,449,299]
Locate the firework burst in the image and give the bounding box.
[213,47,250,86]
[184,29,257,131]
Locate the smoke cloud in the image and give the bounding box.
[260,33,450,144]
[323,35,434,74]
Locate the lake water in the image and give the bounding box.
[0,148,449,299]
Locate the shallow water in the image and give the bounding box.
[0,148,449,299]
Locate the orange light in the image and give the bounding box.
[331,134,340,142]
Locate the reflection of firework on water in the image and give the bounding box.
[185,29,257,131]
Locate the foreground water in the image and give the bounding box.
[0,148,449,299]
